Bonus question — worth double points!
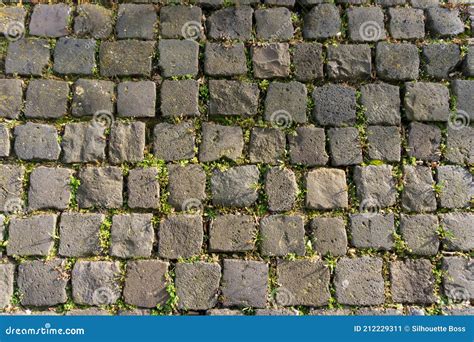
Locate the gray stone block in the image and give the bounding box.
[354,165,397,209]
[29,4,71,37]
[401,165,437,213]
[14,123,60,161]
[161,80,199,117]
[207,7,253,40]
[0,79,23,119]
[24,79,69,119]
[199,123,243,162]
[441,213,474,252]
[404,82,450,122]
[312,84,357,127]
[116,4,157,40]
[390,259,436,304]
[376,43,419,81]
[260,214,305,257]
[437,166,473,209]
[5,39,50,76]
[306,168,348,210]
[264,81,307,124]
[127,168,160,210]
[100,40,155,77]
[265,167,297,212]
[303,4,341,39]
[249,128,286,164]
[407,122,442,162]
[360,83,401,125]
[61,122,106,163]
[109,121,146,164]
[158,215,203,259]
[117,81,156,118]
[350,213,395,250]
[159,39,200,77]
[168,164,206,211]
[77,167,123,209]
[59,213,103,257]
[110,214,154,258]
[153,122,196,162]
[400,214,439,256]
[53,38,96,75]
[211,165,259,207]
[311,217,348,256]
[251,43,290,79]
[72,79,115,117]
[28,167,73,211]
[74,4,113,39]
[288,126,328,166]
[209,214,257,252]
[209,80,259,116]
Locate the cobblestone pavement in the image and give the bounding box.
[0,0,472,316]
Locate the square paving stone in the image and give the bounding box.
[0,7,26,37]
[464,46,474,77]
[407,122,441,162]
[24,79,69,119]
[306,168,348,210]
[422,44,461,80]
[29,4,71,37]
[311,217,348,257]
[349,213,395,250]
[328,127,363,166]
[0,263,14,309]
[100,40,155,77]
[116,4,157,40]
[72,261,121,306]
[376,43,419,81]
[404,82,450,122]
[367,126,401,162]
[77,167,123,209]
[288,126,328,166]
[14,123,60,161]
[159,5,202,39]
[441,213,473,252]
[335,257,385,306]
[127,168,160,210]
[451,80,474,122]
[347,7,386,42]
[168,164,206,211]
[5,38,50,76]
[437,166,473,209]
[53,38,96,75]
[442,257,474,302]
[209,214,257,252]
[61,122,106,163]
[109,121,146,164]
[0,124,10,157]
[401,165,437,213]
[207,7,253,40]
[426,8,464,37]
[251,43,290,79]
[211,165,259,207]
[400,214,439,256]
[205,42,247,77]
[117,81,156,118]
[264,81,307,124]
[159,39,199,77]
[158,214,203,259]
[249,128,286,164]
[59,212,104,257]
[209,80,259,116]
[0,164,23,213]
[260,214,305,257]
[153,122,196,162]
[124,260,168,308]
[360,83,401,125]
[354,165,397,209]
[161,80,199,117]
[293,42,324,82]
[221,259,268,308]
[255,8,294,41]
[312,84,357,127]
[28,167,73,211]
[388,8,425,39]
[277,260,330,307]
[199,123,243,162]
[0,79,23,119]
[110,214,154,258]
[72,79,115,117]
[445,126,473,165]
[303,4,341,39]
[327,44,371,81]
[390,259,436,304]
[7,214,57,256]
[74,4,114,39]
[17,259,67,307]
[176,262,221,310]
[265,167,297,212]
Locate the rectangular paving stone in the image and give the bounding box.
[110,213,154,258]
[199,123,244,162]
[153,122,196,162]
[306,168,348,210]
[293,42,324,82]
[160,80,199,117]
[0,124,10,157]
[400,214,439,256]
[24,79,69,119]
[437,165,473,209]
[159,5,203,39]
[72,79,115,117]
[116,4,157,40]
[264,81,307,124]
[28,166,73,211]
[265,167,297,212]
[442,257,473,302]
[354,165,397,210]
[168,164,206,211]
[117,81,156,118]
[0,164,24,214]
[209,214,257,253]
[209,80,259,116]
[0,79,23,119]
[5,38,50,76]
[260,214,305,257]
[207,7,253,41]
[74,4,113,39]
[390,259,436,304]
[127,167,160,210]
[0,263,14,309]
[349,213,395,250]
[14,123,61,161]
[440,213,474,252]
[211,165,259,207]
[100,40,155,77]
[401,165,437,213]
[61,122,106,163]
[158,214,203,259]
[109,121,146,164]
[288,126,328,166]
[77,167,123,209]
[311,217,348,257]
[159,39,199,77]
[251,43,289,79]
[205,42,247,77]
[59,212,104,257]
[53,37,96,75]
[29,4,71,37]
[249,127,286,164]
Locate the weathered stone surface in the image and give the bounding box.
[400,214,439,255]
[354,165,397,209]
[249,128,286,164]
[72,261,121,306]
[74,4,113,39]
[72,79,115,117]
[159,5,202,39]
[312,84,357,127]
[127,168,160,210]
[176,262,221,310]
[61,122,106,163]
[277,260,330,306]
[265,167,297,212]
[153,122,196,161]
[347,7,386,42]
[59,213,103,257]
[209,214,256,252]
[116,4,157,40]
[422,44,461,79]
[168,164,206,211]
[360,83,401,125]
[14,123,60,161]
[161,80,199,117]
[293,42,324,82]
[0,263,14,309]
[199,123,243,162]
[109,122,145,164]
[426,8,464,37]
[255,7,294,41]
[0,79,23,119]
[407,122,442,162]
[5,39,50,76]
[159,39,199,77]
[205,42,247,77]
[445,126,473,165]
[124,260,168,308]
[437,166,473,209]
[464,46,474,77]
[303,4,341,39]
[221,259,268,308]
[100,40,155,77]
[306,168,348,210]
[288,126,328,166]
[207,7,253,40]
[311,217,348,256]
[0,7,26,38]
[255,309,299,316]
[158,215,203,259]
[53,38,96,75]
[335,257,385,306]
[404,82,450,122]
[388,8,425,39]
[77,167,123,209]
[264,81,307,124]
[251,43,290,79]
[350,213,395,250]
[328,127,363,166]
[442,257,473,302]
[29,4,71,37]
[211,166,259,207]
[0,164,23,213]
[7,215,57,256]
[28,167,73,211]
[260,214,305,257]
[367,126,401,162]
[17,259,67,306]
[117,81,156,118]
[110,214,154,258]
[390,259,436,304]
[440,213,474,252]
[24,79,69,119]
[376,43,419,81]
[401,165,437,213]
[327,44,371,81]
[452,80,474,122]
[209,80,259,116]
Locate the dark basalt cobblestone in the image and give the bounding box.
[0,0,472,317]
